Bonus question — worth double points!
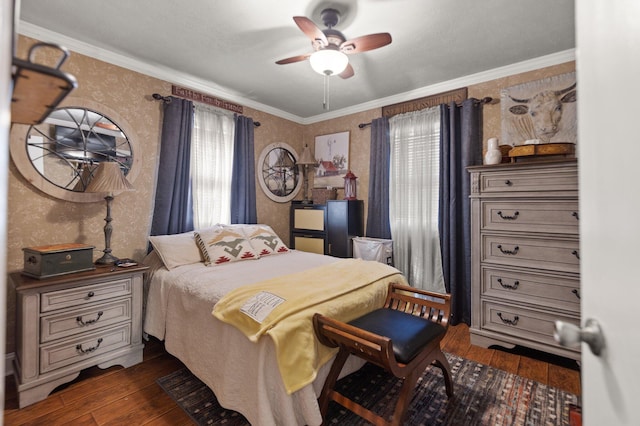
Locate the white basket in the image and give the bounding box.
[353,237,393,265]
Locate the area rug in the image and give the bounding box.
[157,353,579,425]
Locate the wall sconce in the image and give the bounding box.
[296,144,316,204]
[343,170,358,200]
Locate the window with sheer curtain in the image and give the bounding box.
[191,103,236,229]
[389,106,445,293]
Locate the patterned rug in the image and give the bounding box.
[157,353,579,425]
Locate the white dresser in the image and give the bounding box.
[10,265,147,407]
[468,160,581,360]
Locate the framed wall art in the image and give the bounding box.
[500,71,577,147]
[314,131,349,188]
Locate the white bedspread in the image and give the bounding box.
[144,250,375,426]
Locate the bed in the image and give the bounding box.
[143,224,408,426]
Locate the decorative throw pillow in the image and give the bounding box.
[149,232,203,270]
[241,224,290,256]
[195,227,261,266]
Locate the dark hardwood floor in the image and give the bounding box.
[3,324,581,425]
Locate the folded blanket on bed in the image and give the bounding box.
[212,258,407,394]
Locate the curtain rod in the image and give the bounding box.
[151,93,261,127]
[358,96,497,129]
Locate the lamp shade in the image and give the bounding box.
[309,49,349,76]
[85,162,133,194]
[297,145,316,166]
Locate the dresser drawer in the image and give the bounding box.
[41,278,132,313]
[481,300,580,353]
[478,166,578,194]
[481,266,580,313]
[481,201,579,235]
[482,234,580,274]
[40,324,131,374]
[40,298,132,343]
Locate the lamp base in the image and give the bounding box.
[94,252,119,265]
[300,199,313,204]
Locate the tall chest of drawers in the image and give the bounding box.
[468,160,581,360]
[10,265,148,408]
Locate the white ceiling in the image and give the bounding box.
[17,0,575,124]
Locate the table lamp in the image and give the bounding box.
[86,162,133,265]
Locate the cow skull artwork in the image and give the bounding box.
[500,72,577,146]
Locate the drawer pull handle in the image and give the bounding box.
[87,291,95,298]
[76,338,103,354]
[497,244,519,255]
[497,313,519,326]
[572,289,581,299]
[76,311,103,326]
[504,180,512,186]
[497,211,519,220]
[572,250,580,260]
[497,278,519,290]
[572,211,579,220]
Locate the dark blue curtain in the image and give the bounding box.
[439,99,482,325]
[365,117,392,239]
[230,114,257,224]
[150,97,194,236]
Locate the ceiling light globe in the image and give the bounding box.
[309,49,349,76]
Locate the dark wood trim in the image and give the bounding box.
[382,87,468,118]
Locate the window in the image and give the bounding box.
[389,106,445,292]
[191,104,235,228]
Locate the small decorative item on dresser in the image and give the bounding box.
[343,170,358,200]
[484,137,502,165]
[22,243,95,279]
[311,187,337,204]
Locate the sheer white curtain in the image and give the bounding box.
[389,106,445,293]
[191,103,235,229]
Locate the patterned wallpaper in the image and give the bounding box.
[5,34,574,354]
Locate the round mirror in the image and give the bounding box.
[257,142,302,203]
[10,98,140,202]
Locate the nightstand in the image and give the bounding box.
[290,200,364,257]
[10,264,148,408]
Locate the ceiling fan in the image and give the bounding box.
[275,8,392,79]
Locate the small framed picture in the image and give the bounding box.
[314,131,349,188]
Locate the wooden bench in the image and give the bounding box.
[313,282,453,425]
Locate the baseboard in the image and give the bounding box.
[5,352,15,377]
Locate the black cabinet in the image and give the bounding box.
[290,200,363,257]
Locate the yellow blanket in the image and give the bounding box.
[212,258,407,394]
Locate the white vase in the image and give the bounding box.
[484,137,502,165]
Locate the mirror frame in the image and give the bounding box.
[10,97,141,203]
[257,142,302,203]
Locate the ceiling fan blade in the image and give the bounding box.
[339,63,354,79]
[293,16,328,46]
[340,33,392,54]
[275,53,311,65]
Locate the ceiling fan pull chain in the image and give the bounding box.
[323,73,330,110]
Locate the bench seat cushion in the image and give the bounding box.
[348,308,446,364]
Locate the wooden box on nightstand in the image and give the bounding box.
[10,264,148,408]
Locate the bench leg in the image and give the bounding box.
[390,368,423,426]
[318,348,350,419]
[433,349,454,398]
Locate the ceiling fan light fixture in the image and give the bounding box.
[309,49,348,76]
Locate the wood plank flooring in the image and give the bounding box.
[3,324,581,425]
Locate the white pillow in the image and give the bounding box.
[149,232,203,270]
[237,224,290,256]
[195,226,261,266]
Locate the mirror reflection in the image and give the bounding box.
[25,107,133,192]
[257,142,302,203]
[262,146,299,197]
